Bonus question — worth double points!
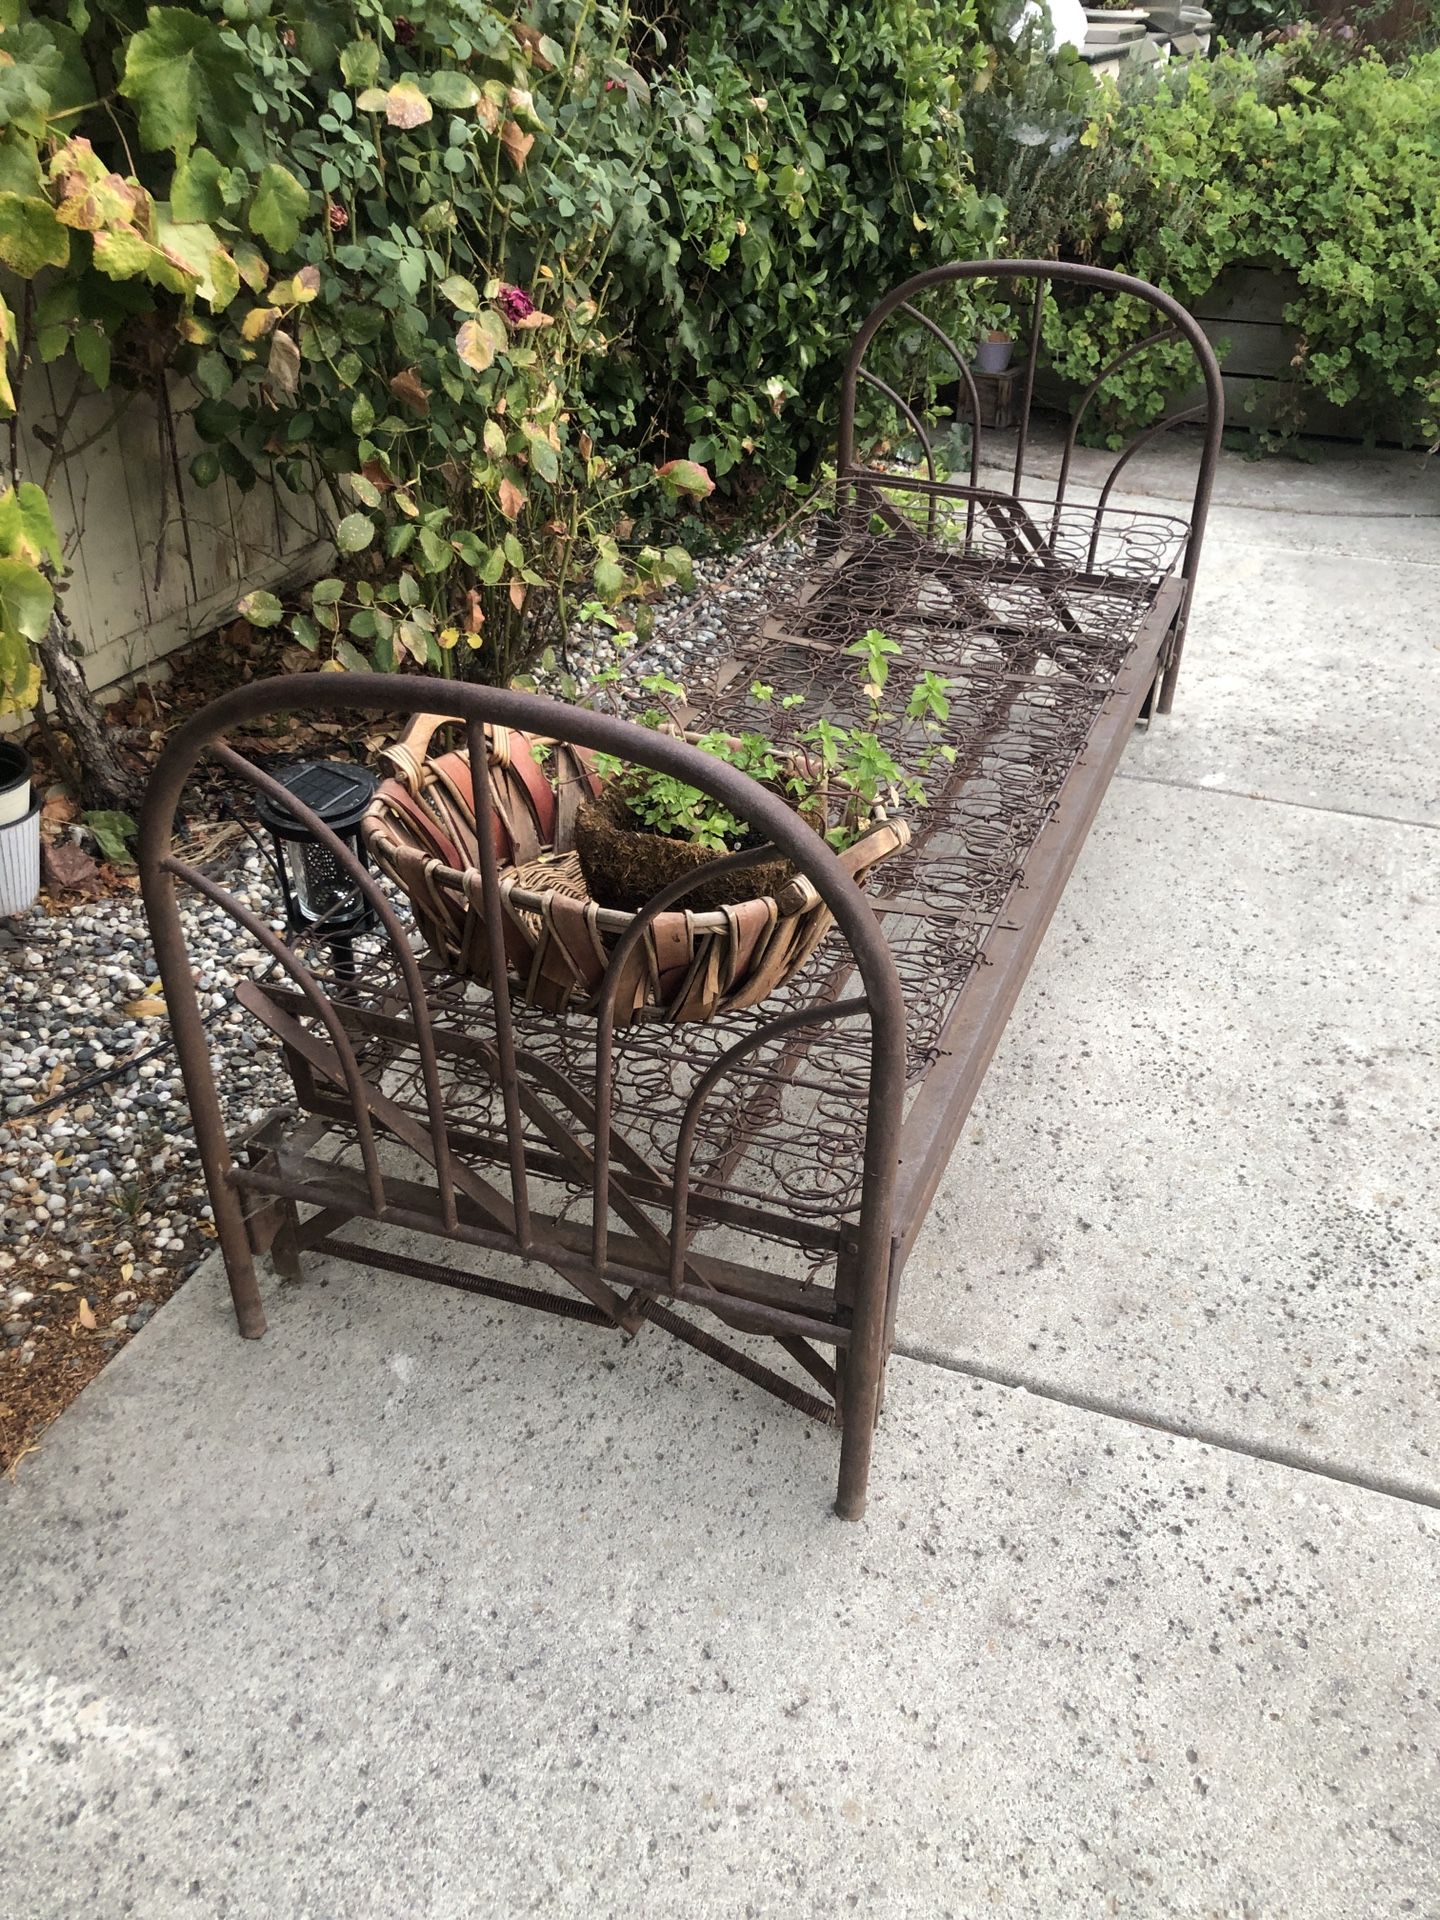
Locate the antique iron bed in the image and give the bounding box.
[140,262,1222,1519]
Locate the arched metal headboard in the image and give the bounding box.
[836,260,1224,712]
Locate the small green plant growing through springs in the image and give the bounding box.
[592,628,958,854]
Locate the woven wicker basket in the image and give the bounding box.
[362,712,909,1026]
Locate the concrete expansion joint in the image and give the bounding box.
[1114,769,1440,835]
[892,1338,1440,1517]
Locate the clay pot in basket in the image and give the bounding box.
[574,779,828,915]
[362,713,909,1026]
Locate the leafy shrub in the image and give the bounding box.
[605,0,1006,490]
[171,0,707,682]
[0,0,250,719]
[1020,36,1440,441]
[0,0,704,705]
[0,0,1018,733]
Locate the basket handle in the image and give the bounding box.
[378,711,460,795]
[774,816,910,916]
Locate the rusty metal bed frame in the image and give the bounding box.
[140,262,1223,1520]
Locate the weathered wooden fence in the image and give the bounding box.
[21,366,326,699]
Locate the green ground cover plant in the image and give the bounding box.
[971,32,1440,442]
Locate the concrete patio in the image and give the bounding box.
[4,442,1438,1917]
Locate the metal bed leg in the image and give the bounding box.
[269,1198,303,1283]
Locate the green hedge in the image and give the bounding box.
[607,0,1005,489]
[992,37,1440,441]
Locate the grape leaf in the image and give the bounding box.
[0,193,69,275]
[0,555,54,643]
[248,163,309,251]
[119,8,248,159]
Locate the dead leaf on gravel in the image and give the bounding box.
[41,792,79,835]
[41,840,100,891]
[76,1298,96,1331]
[123,996,166,1020]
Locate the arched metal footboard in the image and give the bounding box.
[139,676,908,1521]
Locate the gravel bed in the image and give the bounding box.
[0,530,811,1467]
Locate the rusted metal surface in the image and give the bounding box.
[139,262,1220,1521]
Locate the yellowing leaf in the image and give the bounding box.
[122,995,167,1019]
[656,458,716,500]
[0,556,55,644]
[241,305,280,340]
[50,141,144,233]
[92,223,193,295]
[155,215,239,309]
[233,240,269,292]
[385,82,433,130]
[0,193,72,275]
[456,311,507,373]
[268,264,321,307]
[396,619,429,663]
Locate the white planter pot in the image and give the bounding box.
[0,799,40,915]
[0,740,30,827]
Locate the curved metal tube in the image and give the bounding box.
[1086,406,1206,571]
[836,259,1225,716]
[591,838,782,1278]
[896,300,984,497]
[1013,280,1046,499]
[856,367,939,536]
[667,996,871,1293]
[465,716,531,1251]
[1054,324,1181,516]
[163,856,388,1214]
[208,743,463,1234]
